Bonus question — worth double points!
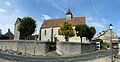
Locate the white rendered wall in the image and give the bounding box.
[41,27,88,43]
[14,22,20,40]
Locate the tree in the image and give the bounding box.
[118,37,120,43]
[58,21,75,41]
[88,26,96,41]
[18,16,36,40]
[75,24,96,42]
[0,35,9,40]
[75,24,89,43]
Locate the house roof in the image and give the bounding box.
[41,17,86,29]
[4,29,14,37]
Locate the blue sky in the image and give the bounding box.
[0,0,120,37]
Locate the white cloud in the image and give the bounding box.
[50,0,66,13]
[118,21,120,24]
[91,2,101,15]
[0,8,6,13]
[87,17,94,22]
[89,22,104,29]
[14,9,19,13]
[5,1,12,6]
[101,18,108,24]
[87,17,106,36]
[115,29,120,37]
[41,14,51,20]
[0,9,24,34]
[87,17,108,30]
[88,22,105,37]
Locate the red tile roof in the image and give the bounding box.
[41,17,86,29]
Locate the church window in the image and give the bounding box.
[44,30,46,35]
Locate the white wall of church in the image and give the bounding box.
[40,27,89,43]
[14,22,20,40]
[41,28,52,41]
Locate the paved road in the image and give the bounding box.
[0,50,110,62]
[0,58,13,62]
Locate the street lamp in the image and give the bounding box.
[109,24,113,30]
[109,24,113,62]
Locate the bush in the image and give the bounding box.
[46,42,56,51]
[17,52,22,55]
[101,42,109,50]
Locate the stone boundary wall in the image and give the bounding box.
[56,42,96,55]
[0,40,48,56]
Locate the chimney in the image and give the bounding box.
[8,29,10,32]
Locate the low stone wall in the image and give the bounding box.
[81,43,96,53]
[0,40,18,51]
[56,42,96,55]
[0,40,48,56]
[0,40,96,56]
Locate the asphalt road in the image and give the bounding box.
[0,58,13,62]
[0,50,110,62]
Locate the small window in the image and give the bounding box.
[44,30,46,35]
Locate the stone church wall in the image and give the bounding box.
[56,42,96,56]
[0,40,48,56]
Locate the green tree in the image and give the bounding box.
[118,37,120,43]
[88,26,96,41]
[18,16,36,40]
[75,24,89,43]
[58,21,75,41]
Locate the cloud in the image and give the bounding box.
[91,0,101,15]
[89,22,105,29]
[88,22,105,37]
[87,17,94,22]
[87,17,108,28]
[101,18,108,24]
[15,9,20,13]
[0,8,6,13]
[87,17,106,34]
[5,1,12,6]
[40,14,51,20]
[0,9,24,34]
[115,29,120,37]
[50,0,66,13]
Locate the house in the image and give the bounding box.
[4,29,14,40]
[0,29,14,40]
[14,17,21,40]
[97,29,118,43]
[39,9,89,42]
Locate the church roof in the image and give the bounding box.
[41,17,86,29]
[15,17,21,25]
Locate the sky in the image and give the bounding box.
[0,0,120,37]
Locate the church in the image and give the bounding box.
[39,9,89,42]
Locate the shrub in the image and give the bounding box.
[101,42,109,50]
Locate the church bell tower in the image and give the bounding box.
[65,9,73,20]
